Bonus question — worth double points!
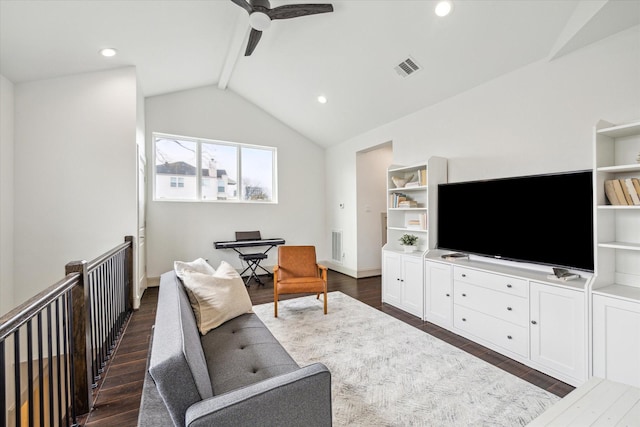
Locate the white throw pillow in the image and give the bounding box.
[214,260,241,279]
[181,269,253,335]
[174,258,216,279]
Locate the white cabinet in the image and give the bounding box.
[424,260,453,327]
[452,266,529,358]
[424,252,590,386]
[592,294,640,387]
[382,251,424,318]
[530,282,587,385]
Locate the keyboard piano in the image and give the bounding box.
[214,238,285,250]
[214,233,285,286]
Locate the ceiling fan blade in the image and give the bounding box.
[267,4,333,20]
[231,0,253,14]
[245,28,263,56]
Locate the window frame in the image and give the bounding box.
[152,132,278,203]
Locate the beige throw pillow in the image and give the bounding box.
[174,258,216,279]
[181,266,253,335]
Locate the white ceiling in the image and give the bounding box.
[1,0,638,147]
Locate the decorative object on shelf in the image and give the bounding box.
[399,234,418,252]
[391,174,414,188]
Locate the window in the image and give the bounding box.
[170,177,185,188]
[153,133,277,202]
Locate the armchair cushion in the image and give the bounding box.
[277,277,326,294]
[277,246,320,280]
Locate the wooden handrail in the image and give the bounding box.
[0,273,80,341]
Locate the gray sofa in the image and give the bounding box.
[138,271,332,427]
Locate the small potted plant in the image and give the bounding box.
[399,234,418,253]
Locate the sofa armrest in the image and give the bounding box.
[185,363,331,427]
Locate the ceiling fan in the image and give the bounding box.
[231,0,334,56]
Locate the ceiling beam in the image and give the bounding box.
[547,0,608,61]
[218,11,250,90]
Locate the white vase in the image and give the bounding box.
[403,245,416,253]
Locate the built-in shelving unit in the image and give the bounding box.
[592,119,640,388]
[382,157,447,318]
[593,119,640,300]
[384,157,447,254]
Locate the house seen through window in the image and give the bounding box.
[153,133,277,202]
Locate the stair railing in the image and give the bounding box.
[0,236,133,427]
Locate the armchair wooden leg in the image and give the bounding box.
[323,289,327,314]
[274,289,278,318]
[316,293,320,299]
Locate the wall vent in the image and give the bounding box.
[331,230,343,264]
[394,56,421,78]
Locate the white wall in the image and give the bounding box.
[13,67,138,307]
[145,85,325,278]
[327,26,640,276]
[354,143,392,276]
[136,76,146,307]
[0,74,14,316]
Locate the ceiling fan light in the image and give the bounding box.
[435,1,453,17]
[249,12,271,31]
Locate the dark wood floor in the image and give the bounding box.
[82,270,574,426]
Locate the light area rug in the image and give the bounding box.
[253,291,560,427]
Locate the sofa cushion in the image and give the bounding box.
[181,269,253,335]
[201,313,299,395]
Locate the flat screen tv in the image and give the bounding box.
[437,170,594,272]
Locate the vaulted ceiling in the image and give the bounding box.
[1,0,638,147]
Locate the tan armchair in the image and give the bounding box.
[273,246,328,317]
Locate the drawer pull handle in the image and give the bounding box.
[461,274,466,277]
[531,320,537,325]
[507,335,512,340]
[506,307,512,311]
[462,293,467,297]
[446,293,450,297]
[506,284,512,288]
[462,318,467,322]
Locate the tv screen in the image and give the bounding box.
[437,170,594,272]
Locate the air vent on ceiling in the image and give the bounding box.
[394,56,421,78]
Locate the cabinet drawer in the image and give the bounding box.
[454,266,527,298]
[454,304,529,357]
[454,281,528,327]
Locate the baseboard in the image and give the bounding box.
[321,262,380,279]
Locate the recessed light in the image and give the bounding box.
[435,1,453,17]
[317,95,327,104]
[99,48,117,57]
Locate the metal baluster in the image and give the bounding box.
[55,299,63,425]
[0,340,5,427]
[99,263,107,370]
[62,292,72,426]
[37,312,45,426]
[14,329,20,427]
[89,270,101,383]
[47,305,55,427]
[27,320,34,427]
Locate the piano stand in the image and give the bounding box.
[239,253,270,286]
[214,234,285,287]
